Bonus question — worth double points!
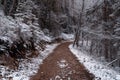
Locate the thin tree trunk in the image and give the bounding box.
[73,0,85,47]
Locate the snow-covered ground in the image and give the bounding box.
[0,43,59,80]
[60,33,74,41]
[69,45,120,80]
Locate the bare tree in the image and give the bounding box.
[73,0,85,47]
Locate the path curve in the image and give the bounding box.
[30,42,94,80]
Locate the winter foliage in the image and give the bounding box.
[0,0,120,80]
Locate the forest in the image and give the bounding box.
[0,0,120,80]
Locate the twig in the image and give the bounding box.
[106,58,120,66]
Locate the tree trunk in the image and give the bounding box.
[73,0,85,47]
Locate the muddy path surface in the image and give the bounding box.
[30,42,94,80]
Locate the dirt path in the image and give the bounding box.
[30,42,94,80]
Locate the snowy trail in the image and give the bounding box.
[30,42,94,80]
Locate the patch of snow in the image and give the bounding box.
[115,28,120,32]
[69,44,120,80]
[60,33,74,40]
[55,75,61,80]
[116,75,120,80]
[57,59,68,68]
